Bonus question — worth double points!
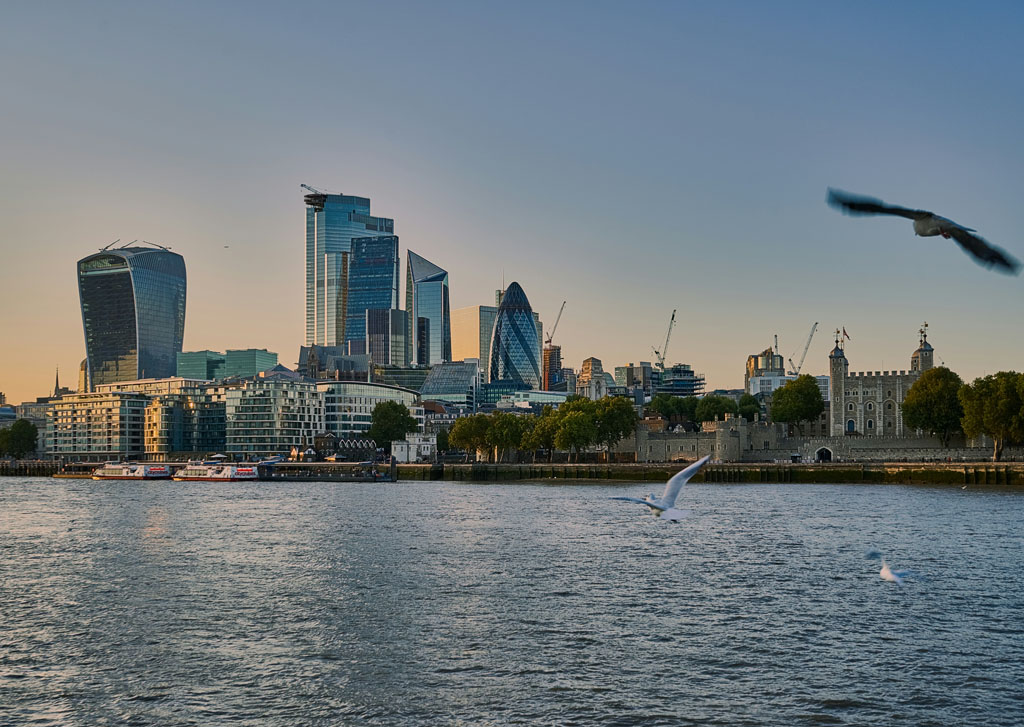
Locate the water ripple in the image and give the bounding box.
[1,478,1022,725]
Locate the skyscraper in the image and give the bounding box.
[304,188,395,347]
[406,251,451,365]
[78,243,186,390]
[489,282,541,389]
[347,236,399,345]
[366,308,409,367]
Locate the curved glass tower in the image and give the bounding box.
[489,282,540,389]
[78,245,186,389]
[406,251,451,365]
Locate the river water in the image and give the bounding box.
[1,478,1022,726]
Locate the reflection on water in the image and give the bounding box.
[1,478,1022,726]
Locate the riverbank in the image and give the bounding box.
[396,462,1024,486]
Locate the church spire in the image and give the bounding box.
[54,366,60,398]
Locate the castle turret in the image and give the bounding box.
[910,322,934,373]
[829,329,848,436]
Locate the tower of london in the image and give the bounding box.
[828,325,935,437]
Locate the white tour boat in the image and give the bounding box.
[172,461,260,482]
[91,463,172,480]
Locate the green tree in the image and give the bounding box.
[522,406,562,462]
[486,411,531,462]
[646,394,698,422]
[1,420,38,458]
[595,396,637,460]
[366,401,418,454]
[449,414,492,461]
[436,427,449,453]
[695,394,738,422]
[737,393,761,422]
[959,372,1024,461]
[555,411,598,463]
[901,366,964,447]
[770,375,825,435]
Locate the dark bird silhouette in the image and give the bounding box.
[827,188,1020,275]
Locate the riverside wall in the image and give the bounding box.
[397,462,1024,486]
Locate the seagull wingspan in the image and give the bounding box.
[661,455,711,507]
[827,188,928,220]
[608,496,655,507]
[948,228,1021,274]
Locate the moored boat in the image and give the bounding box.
[91,463,172,480]
[172,461,259,481]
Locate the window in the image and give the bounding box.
[848,403,854,411]
[887,402,893,410]
[866,403,873,411]
[846,420,855,432]
[867,420,874,429]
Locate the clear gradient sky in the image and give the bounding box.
[2,1,1023,405]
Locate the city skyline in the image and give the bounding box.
[3,2,1024,405]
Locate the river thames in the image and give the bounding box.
[2,478,1022,726]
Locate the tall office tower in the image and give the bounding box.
[304,188,395,347]
[542,344,562,391]
[366,308,409,366]
[78,243,186,390]
[489,282,541,389]
[451,305,497,365]
[347,236,399,346]
[405,251,451,365]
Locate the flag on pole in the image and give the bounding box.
[842,327,851,340]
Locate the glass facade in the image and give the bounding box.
[177,350,225,380]
[78,246,186,389]
[366,308,409,367]
[405,251,451,366]
[419,360,481,407]
[223,349,278,378]
[304,191,394,347]
[318,381,422,439]
[489,282,541,389]
[347,236,399,345]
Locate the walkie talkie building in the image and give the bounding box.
[78,244,186,389]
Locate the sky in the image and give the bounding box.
[2,1,1023,405]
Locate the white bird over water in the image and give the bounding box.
[827,188,1020,275]
[609,455,711,521]
[866,550,916,585]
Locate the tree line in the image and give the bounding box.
[0,420,38,459]
[903,367,1024,461]
[447,396,637,462]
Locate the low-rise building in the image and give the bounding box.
[225,371,323,458]
[318,380,422,439]
[392,433,437,463]
[49,391,150,461]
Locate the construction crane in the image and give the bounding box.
[787,321,819,376]
[300,183,324,194]
[545,301,566,347]
[652,309,677,371]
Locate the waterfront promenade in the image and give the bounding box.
[4,459,1022,486]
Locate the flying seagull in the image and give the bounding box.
[865,550,916,585]
[827,188,1020,275]
[609,455,711,521]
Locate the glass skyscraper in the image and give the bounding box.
[405,251,451,366]
[78,244,186,389]
[347,235,399,345]
[366,308,409,367]
[489,282,541,389]
[304,189,395,347]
